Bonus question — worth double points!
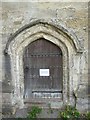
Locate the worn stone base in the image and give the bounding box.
[15,108,61,118]
[76,98,89,112]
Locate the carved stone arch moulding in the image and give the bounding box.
[5,20,83,109]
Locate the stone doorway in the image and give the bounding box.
[5,20,83,111]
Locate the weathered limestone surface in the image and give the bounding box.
[1,1,89,118]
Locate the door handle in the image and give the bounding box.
[24,66,29,72]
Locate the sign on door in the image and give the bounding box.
[39,69,50,76]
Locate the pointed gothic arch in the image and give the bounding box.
[4,20,83,109]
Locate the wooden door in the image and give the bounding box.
[23,38,63,100]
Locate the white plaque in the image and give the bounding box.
[39,69,49,76]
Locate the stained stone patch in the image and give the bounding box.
[2,105,12,116]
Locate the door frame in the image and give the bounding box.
[5,20,83,109]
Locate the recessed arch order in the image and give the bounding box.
[5,20,83,108]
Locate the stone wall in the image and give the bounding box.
[1,1,89,118]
